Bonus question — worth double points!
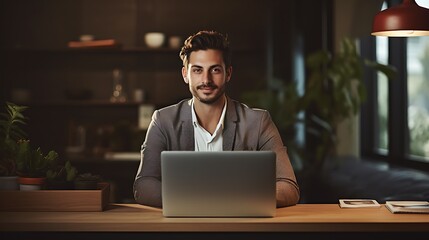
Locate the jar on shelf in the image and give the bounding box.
[110,68,127,103]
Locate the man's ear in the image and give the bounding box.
[182,66,189,84]
[226,66,233,82]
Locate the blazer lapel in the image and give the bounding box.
[180,98,236,151]
[180,99,195,151]
[223,97,237,151]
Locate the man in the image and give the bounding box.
[133,30,299,208]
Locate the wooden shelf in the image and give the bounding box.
[66,152,141,163]
[3,46,251,54]
[3,46,180,54]
[27,100,153,107]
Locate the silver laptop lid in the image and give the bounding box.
[161,151,276,217]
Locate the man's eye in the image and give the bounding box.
[192,68,202,73]
[212,68,222,73]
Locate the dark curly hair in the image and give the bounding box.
[179,30,231,68]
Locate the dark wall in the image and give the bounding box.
[1,0,270,105]
[0,0,332,202]
[1,0,332,105]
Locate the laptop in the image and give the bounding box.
[161,151,276,217]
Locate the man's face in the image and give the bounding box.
[182,49,232,104]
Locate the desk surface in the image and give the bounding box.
[0,204,428,232]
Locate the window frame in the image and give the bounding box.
[360,31,429,172]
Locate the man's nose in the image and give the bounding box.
[202,70,213,84]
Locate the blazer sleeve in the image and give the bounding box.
[258,111,300,207]
[133,110,165,208]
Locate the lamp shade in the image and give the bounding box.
[372,0,429,37]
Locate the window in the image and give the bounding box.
[362,0,429,170]
[375,29,389,153]
[407,36,429,160]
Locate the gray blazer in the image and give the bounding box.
[133,97,300,208]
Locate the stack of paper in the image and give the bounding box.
[385,201,429,214]
[339,199,381,208]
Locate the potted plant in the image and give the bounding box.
[46,160,78,190]
[300,38,396,170]
[15,140,57,190]
[74,172,102,190]
[242,37,396,173]
[0,102,28,190]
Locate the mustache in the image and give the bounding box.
[197,83,217,89]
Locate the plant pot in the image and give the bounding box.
[0,176,19,190]
[19,177,46,191]
[74,180,99,190]
[47,179,74,190]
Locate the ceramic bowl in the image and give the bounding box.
[144,32,165,48]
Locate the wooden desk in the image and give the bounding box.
[1,204,428,239]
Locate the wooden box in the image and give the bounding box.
[0,182,110,212]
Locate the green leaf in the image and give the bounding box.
[365,60,397,79]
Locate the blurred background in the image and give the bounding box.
[1,0,428,203]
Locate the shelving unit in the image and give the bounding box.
[4,46,181,54]
[25,100,148,203]
[0,0,294,203]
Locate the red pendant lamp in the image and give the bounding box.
[372,0,429,37]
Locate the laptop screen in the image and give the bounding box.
[161,151,276,217]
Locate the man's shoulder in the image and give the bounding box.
[157,99,191,113]
[155,99,191,120]
[228,98,271,124]
[231,99,269,115]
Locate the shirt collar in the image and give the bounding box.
[191,97,227,131]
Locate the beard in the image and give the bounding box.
[192,82,226,104]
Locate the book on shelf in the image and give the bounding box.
[385,201,429,214]
[68,39,120,48]
[339,199,381,208]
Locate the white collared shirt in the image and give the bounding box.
[191,98,227,151]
